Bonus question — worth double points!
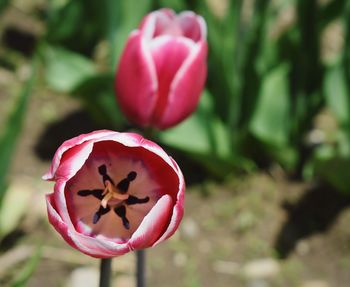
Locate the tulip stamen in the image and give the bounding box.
[117,171,137,193]
[77,189,103,200]
[114,205,130,230]
[125,195,150,205]
[98,165,115,185]
[93,205,111,224]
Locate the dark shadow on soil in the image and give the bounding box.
[275,184,350,258]
[34,109,104,160]
[0,229,25,252]
[2,27,37,56]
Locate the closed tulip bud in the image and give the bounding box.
[115,8,207,129]
[44,130,185,258]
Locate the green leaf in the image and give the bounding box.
[249,63,290,146]
[159,90,231,158]
[46,0,82,42]
[200,0,244,126]
[0,59,36,204]
[46,0,104,54]
[315,156,350,194]
[156,0,186,11]
[42,45,96,93]
[0,0,10,14]
[160,113,210,154]
[10,247,42,287]
[323,65,350,124]
[109,0,152,68]
[158,90,242,177]
[312,129,350,194]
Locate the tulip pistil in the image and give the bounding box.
[101,180,129,208]
[99,166,136,208]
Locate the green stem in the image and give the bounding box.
[99,258,112,287]
[137,249,146,287]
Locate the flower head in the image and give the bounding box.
[115,8,207,129]
[44,130,185,258]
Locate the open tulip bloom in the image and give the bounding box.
[116,8,207,129]
[44,130,185,258]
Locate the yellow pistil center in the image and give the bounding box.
[101,181,129,208]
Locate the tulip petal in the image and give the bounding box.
[70,229,130,258]
[115,32,158,127]
[178,11,207,41]
[46,193,77,249]
[129,194,173,249]
[153,158,185,245]
[159,41,207,129]
[43,130,115,181]
[140,9,176,40]
[93,132,180,177]
[47,194,130,258]
[53,179,77,231]
[53,141,94,181]
[149,36,194,127]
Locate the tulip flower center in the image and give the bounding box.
[76,164,151,231]
[65,141,167,241]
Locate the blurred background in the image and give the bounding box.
[1,0,350,286]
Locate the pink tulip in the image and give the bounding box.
[43,130,185,258]
[115,8,207,129]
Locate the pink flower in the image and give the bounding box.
[115,8,207,130]
[44,130,185,258]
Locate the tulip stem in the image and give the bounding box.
[99,258,112,287]
[137,249,146,287]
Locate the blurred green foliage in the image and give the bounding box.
[0,59,36,205]
[10,247,42,287]
[1,0,350,193]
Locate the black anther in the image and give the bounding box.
[98,164,115,186]
[114,205,130,230]
[116,178,130,193]
[78,189,104,200]
[98,164,107,175]
[93,205,111,224]
[126,195,150,205]
[127,171,137,181]
[117,171,137,194]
